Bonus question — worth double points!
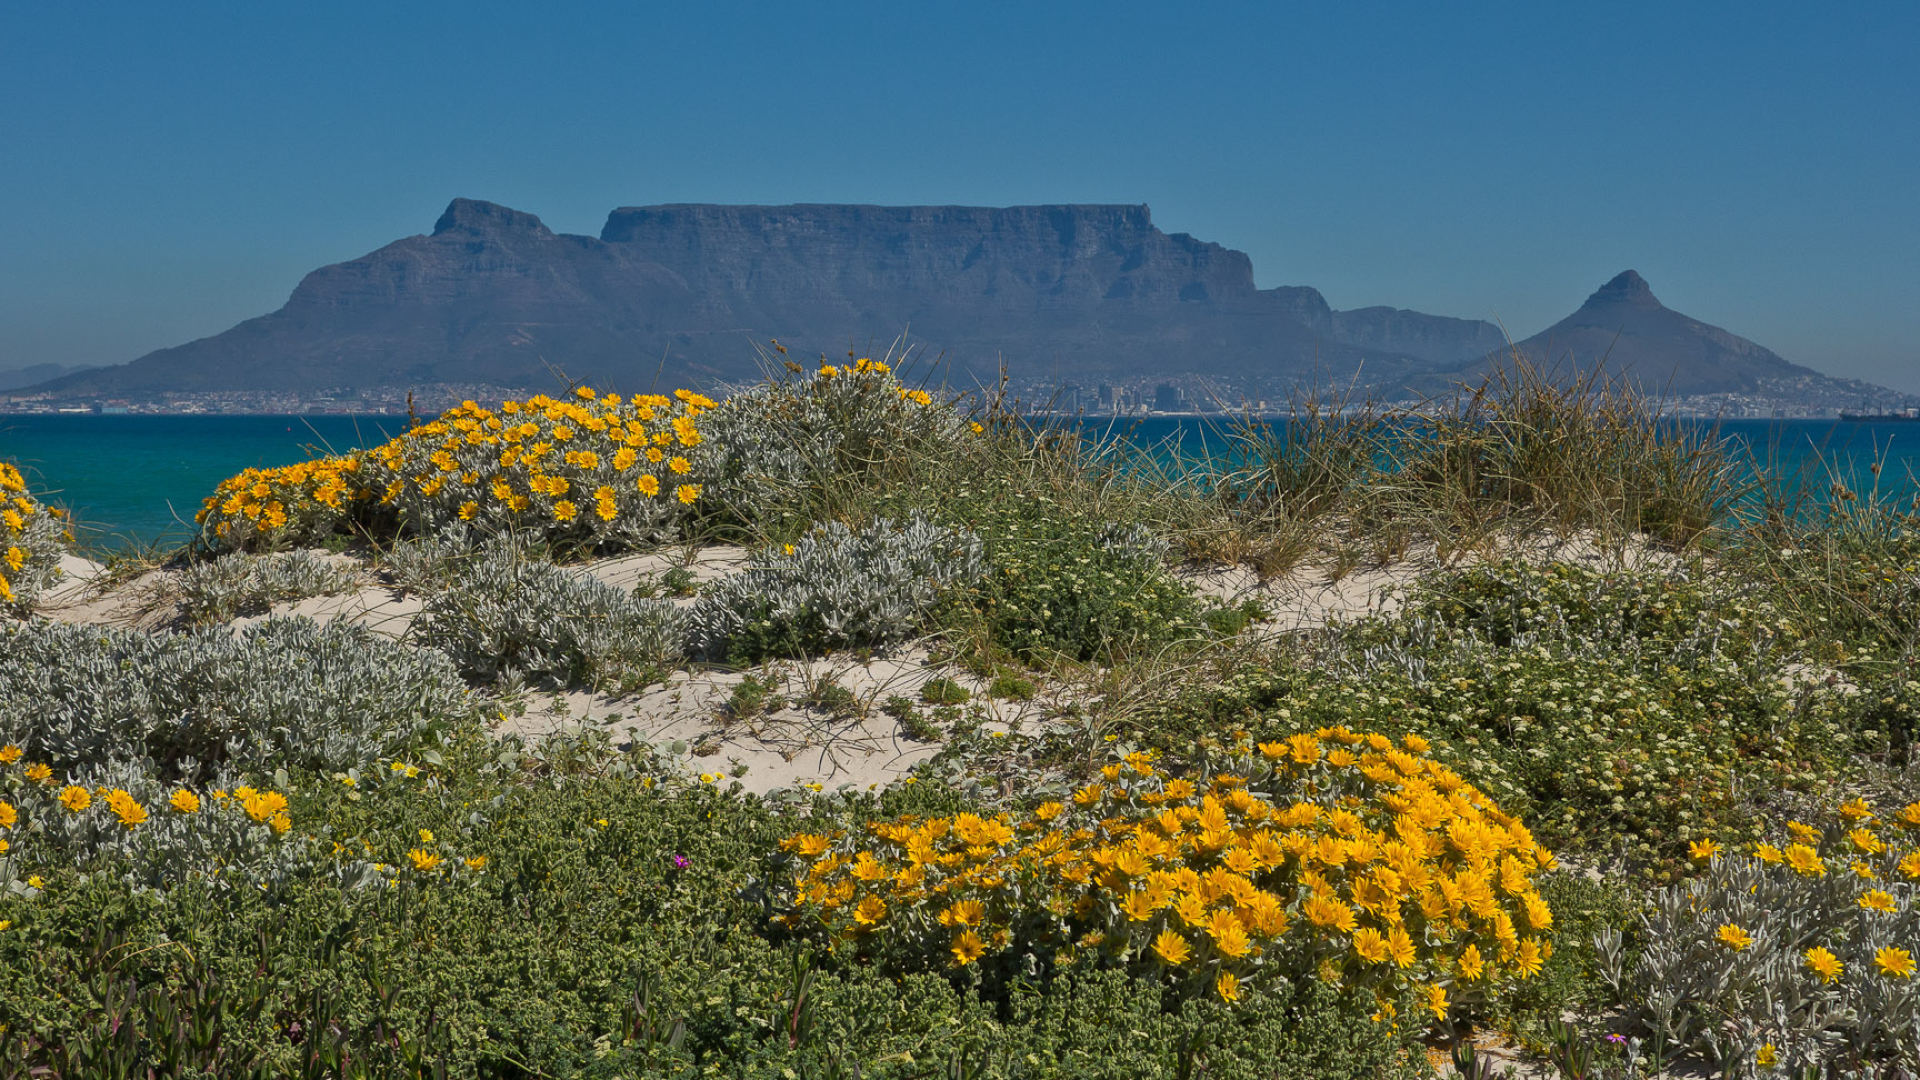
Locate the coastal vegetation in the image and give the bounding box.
[0,459,69,611]
[2,358,1919,1077]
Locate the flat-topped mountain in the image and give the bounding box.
[30,200,1506,398]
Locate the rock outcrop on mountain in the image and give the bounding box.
[1435,271,1824,397]
[29,200,1506,398]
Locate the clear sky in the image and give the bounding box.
[4,0,1916,389]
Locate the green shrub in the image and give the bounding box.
[802,679,858,717]
[967,511,1200,663]
[659,565,698,598]
[1129,562,1848,877]
[0,751,1424,1080]
[920,676,970,705]
[1379,558,1755,652]
[989,672,1036,700]
[726,674,782,721]
[882,695,943,742]
[1201,598,1266,639]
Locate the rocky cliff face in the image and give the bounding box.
[32,200,1512,397]
[598,203,1260,314]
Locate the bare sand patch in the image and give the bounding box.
[494,645,1064,796]
[578,543,751,592]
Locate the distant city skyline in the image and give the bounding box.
[3,1,1916,390]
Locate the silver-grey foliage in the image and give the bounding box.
[1,760,364,897]
[416,540,685,689]
[379,528,482,593]
[1095,520,1177,566]
[694,363,970,531]
[688,513,983,662]
[175,549,361,626]
[2,459,70,615]
[1600,823,1920,1072]
[0,616,473,780]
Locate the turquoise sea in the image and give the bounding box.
[4,413,1919,551]
[0,415,409,550]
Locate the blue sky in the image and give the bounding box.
[4,0,1917,388]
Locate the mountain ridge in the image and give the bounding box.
[27,199,1508,399]
[19,203,1898,412]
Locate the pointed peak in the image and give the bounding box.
[1582,270,1661,309]
[432,199,551,238]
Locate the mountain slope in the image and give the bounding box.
[0,363,98,392]
[1447,271,1820,396]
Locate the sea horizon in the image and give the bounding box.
[7,411,1919,553]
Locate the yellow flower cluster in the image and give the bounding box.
[51,781,288,832]
[196,457,364,544]
[820,357,947,412]
[332,827,488,881]
[780,729,1554,1020]
[196,387,716,550]
[0,461,67,606]
[0,747,292,844]
[1695,796,1920,912]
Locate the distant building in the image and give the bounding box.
[1153,384,1186,412]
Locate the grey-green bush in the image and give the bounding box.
[694,359,972,536]
[0,616,472,779]
[175,549,361,626]
[1598,807,1920,1072]
[688,513,984,664]
[416,541,684,689]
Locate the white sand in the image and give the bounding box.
[29,530,1693,800]
[496,645,1054,796]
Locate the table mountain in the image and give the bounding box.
[29,200,1507,397]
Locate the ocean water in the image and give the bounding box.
[1087,415,1920,497]
[0,414,408,550]
[4,412,1919,551]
